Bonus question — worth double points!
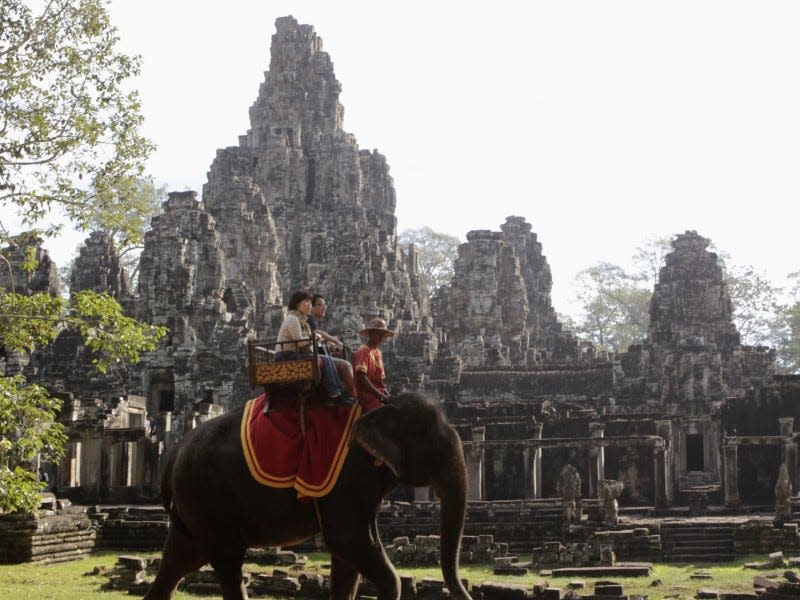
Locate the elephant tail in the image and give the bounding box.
[160,446,194,538]
[160,446,177,512]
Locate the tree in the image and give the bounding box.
[398,227,460,298]
[567,262,651,353]
[0,0,166,514]
[1,0,154,241]
[0,375,66,513]
[724,264,789,349]
[777,272,800,373]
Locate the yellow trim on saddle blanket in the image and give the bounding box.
[240,399,362,497]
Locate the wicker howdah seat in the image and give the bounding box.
[247,336,322,395]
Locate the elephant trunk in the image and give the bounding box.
[433,434,473,600]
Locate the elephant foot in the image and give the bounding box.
[144,524,206,600]
[330,554,361,600]
[210,550,248,600]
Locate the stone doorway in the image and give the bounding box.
[686,433,704,471]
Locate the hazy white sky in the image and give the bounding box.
[61,1,800,311]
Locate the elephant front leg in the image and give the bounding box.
[330,554,360,600]
[327,536,400,600]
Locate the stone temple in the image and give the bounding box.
[6,16,800,550]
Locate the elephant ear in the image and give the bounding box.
[352,404,404,477]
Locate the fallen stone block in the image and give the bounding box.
[754,576,780,592]
[183,582,221,595]
[249,574,301,595]
[533,580,549,596]
[778,582,800,595]
[474,581,529,600]
[771,552,786,567]
[544,587,563,600]
[117,555,149,570]
[493,565,529,575]
[696,590,719,599]
[568,581,585,589]
[595,584,624,596]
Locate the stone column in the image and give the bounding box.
[723,439,739,508]
[780,417,798,491]
[100,438,112,499]
[533,423,543,499]
[467,426,485,501]
[588,422,605,498]
[655,420,673,504]
[654,447,667,509]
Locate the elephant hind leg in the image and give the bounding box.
[210,550,248,600]
[144,524,207,600]
[330,554,361,600]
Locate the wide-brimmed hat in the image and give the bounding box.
[360,317,395,337]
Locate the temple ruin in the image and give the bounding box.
[3,16,800,563]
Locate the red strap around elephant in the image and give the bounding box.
[240,393,362,498]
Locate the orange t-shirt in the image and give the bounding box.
[353,345,386,412]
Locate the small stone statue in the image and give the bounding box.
[775,463,792,521]
[557,464,582,522]
[600,479,624,526]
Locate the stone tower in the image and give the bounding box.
[648,231,740,406]
[70,231,130,298]
[202,16,426,336]
[432,216,584,368]
[135,17,432,422]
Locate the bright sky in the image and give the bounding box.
[60,1,800,312]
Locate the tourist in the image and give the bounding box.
[275,290,354,405]
[353,318,394,412]
[308,294,343,354]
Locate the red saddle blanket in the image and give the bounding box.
[241,393,362,498]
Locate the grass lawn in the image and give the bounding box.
[0,551,772,600]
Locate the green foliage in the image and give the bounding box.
[0,291,64,350]
[0,0,155,240]
[569,262,651,353]
[724,264,789,349]
[89,176,167,250]
[784,301,800,373]
[399,227,461,297]
[0,375,66,514]
[69,290,166,373]
[0,0,164,514]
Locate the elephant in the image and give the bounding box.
[144,392,473,600]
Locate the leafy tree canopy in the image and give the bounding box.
[0,0,155,242]
[398,227,460,298]
[0,0,166,513]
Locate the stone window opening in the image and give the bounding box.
[222,287,237,313]
[686,433,704,471]
[158,389,175,413]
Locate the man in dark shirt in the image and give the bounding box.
[308,294,343,353]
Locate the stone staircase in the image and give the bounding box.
[660,522,736,563]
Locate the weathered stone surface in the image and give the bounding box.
[433,217,588,370]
